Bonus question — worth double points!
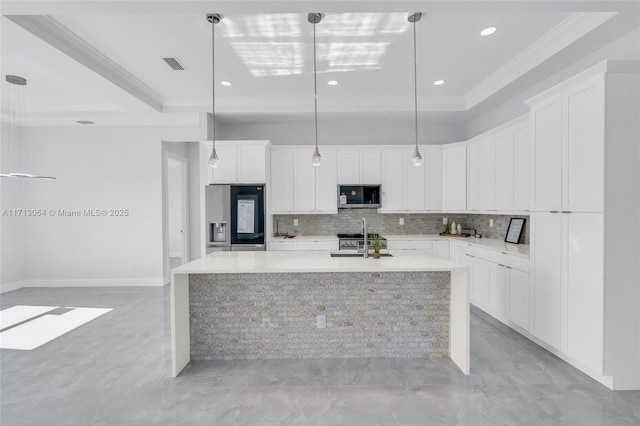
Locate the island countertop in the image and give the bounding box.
[172,250,466,275]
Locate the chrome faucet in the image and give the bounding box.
[362,217,368,258]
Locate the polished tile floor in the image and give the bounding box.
[1,286,638,425]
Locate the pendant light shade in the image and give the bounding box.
[309,12,323,167]
[207,13,222,168]
[409,13,424,167]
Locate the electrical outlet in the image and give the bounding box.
[317,315,326,329]
[399,217,404,225]
[489,219,494,227]
[294,218,298,226]
[443,217,448,225]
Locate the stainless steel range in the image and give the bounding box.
[337,233,387,250]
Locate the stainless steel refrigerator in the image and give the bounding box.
[205,184,265,254]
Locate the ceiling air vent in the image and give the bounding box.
[162,57,186,71]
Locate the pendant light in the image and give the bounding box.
[207,13,222,168]
[409,13,423,167]
[308,13,323,167]
[0,75,55,180]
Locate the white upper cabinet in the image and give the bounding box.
[359,150,382,184]
[337,150,359,184]
[494,132,514,211]
[425,147,443,211]
[315,149,338,213]
[563,76,605,213]
[530,96,563,211]
[528,72,605,213]
[293,150,316,212]
[467,116,529,213]
[270,147,338,214]
[442,144,467,211]
[206,140,269,184]
[512,124,531,211]
[380,149,405,212]
[404,148,427,211]
[337,149,381,184]
[466,143,480,211]
[479,139,496,211]
[270,149,294,213]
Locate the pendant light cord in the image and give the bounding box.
[412,19,419,151]
[313,20,319,152]
[211,18,217,148]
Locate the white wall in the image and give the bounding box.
[0,124,199,291]
[0,122,27,288]
[219,113,467,146]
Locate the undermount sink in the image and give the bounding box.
[330,252,393,258]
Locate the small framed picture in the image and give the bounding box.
[505,218,526,244]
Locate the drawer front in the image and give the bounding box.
[488,251,529,272]
[268,241,294,251]
[387,240,434,251]
[293,241,338,251]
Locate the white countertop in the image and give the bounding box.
[173,250,465,274]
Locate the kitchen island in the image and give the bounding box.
[170,250,469,377]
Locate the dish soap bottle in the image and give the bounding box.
[451,221,457,234]
[457,224,462,235]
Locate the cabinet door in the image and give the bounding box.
[209,145,237,184]
[293,151,316,212]
[337,150,359,184]
[238,145,266,183]
[270,150,294,212]
[563,213,604,372]
[563,76,605,212]
[316,149,338,213]
[489,263,506,319]
[360,150,381,184]
[472,257,491,309]
[479,139,496,211]
[405,148,426,211]
[380,149,405,212]
[506,268,530,331]
[531,96,562,211]
[531,212,562,350]
[268,241,293,251]
[512,124,531,211]
[425,148,443,211]
[494,132,514,211]
[433,240,450,259]
[442,146,467,211]
[466,143,480,211]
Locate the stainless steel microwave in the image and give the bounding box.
[337,185,381,209]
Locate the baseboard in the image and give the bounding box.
[1,277,166,293]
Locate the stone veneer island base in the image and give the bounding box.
[171,251,469,377]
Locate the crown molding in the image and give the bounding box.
[464,11,616,110]
[7,15,164,112]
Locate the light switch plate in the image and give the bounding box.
[317,315,326,329]
[489,219,494,227]
[443,217,448,224]
[399,218,404,225]
[294,219,298,226]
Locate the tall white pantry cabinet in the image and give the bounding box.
[527,61,640,390]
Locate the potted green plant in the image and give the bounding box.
[372,234,382,259]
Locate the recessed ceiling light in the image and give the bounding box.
[480,26,497,36]
[433,80,445,86]
[220,81,232,87]
[327,80,338,86]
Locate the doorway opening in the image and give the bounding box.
[167,153,189,269]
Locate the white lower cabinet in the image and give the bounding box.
[268,239,338,251]
[433,240,450,259]
[506,267,530,331]
[531,212,605,374]
[457,241,530,329]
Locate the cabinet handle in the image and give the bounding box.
[562,211,572,214]
[505,266,512,270]
[501,251,507,255]
[550,210,560,213]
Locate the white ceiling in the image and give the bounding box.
[1,0,639,134]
